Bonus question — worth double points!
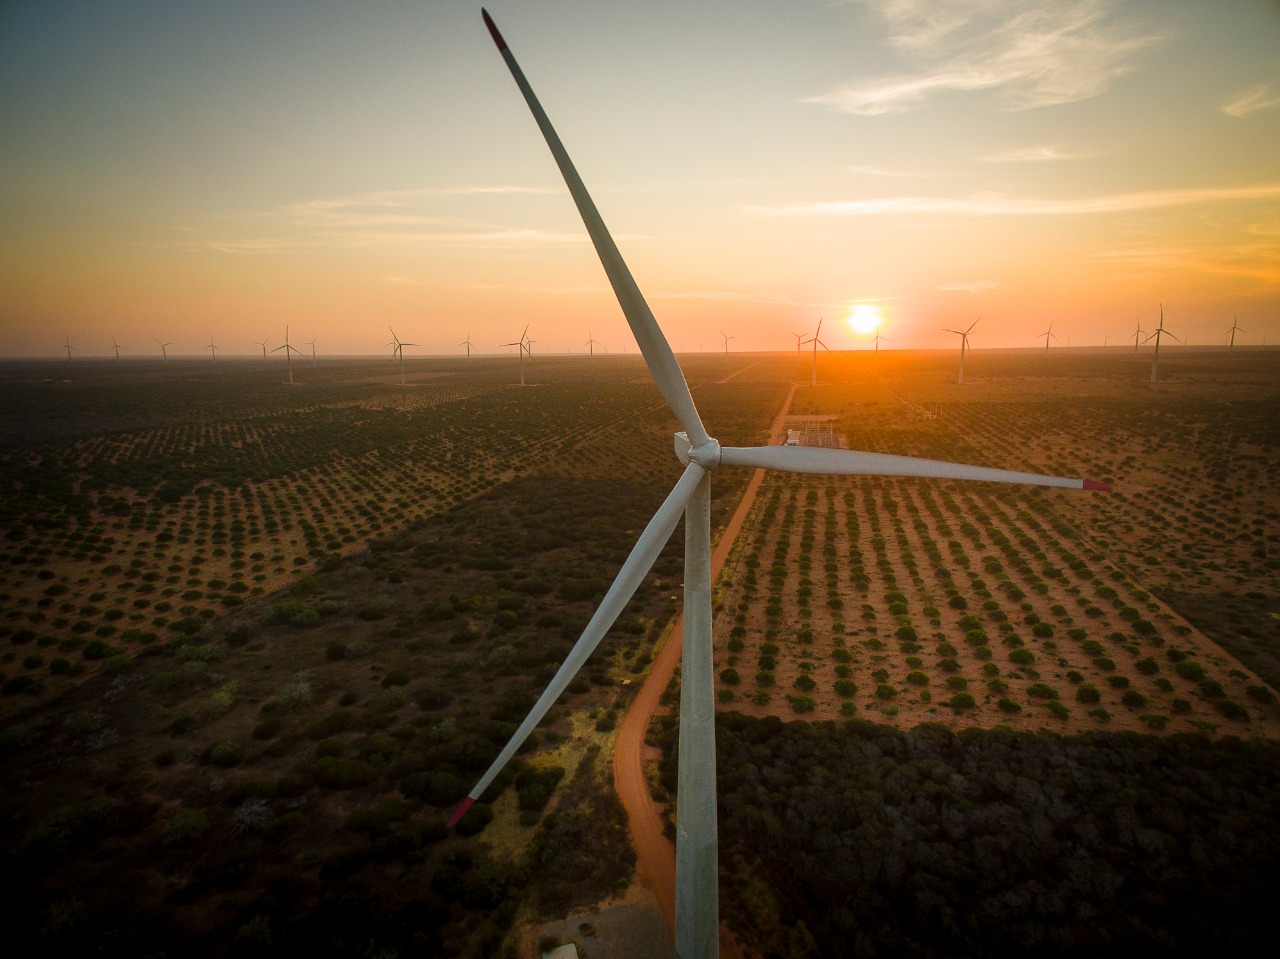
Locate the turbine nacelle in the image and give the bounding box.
[674,432,722,470]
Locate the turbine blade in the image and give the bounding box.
[481,9,708,448]
[718,445,1111,491]
[447,460,707,826]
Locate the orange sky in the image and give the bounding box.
[2,1,1278,358]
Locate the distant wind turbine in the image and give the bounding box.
[206,336,219,361]
[270,325,304,385]
[388,327,417,385]
[307,337,318,363]
[1226,316,1245,351]
[1131,318,1146,355]
[791,330,805,356]
[110,338,122,362]
[1039,320,1058,356]
[720,329,734,354]
[1143,304,1178,382]
[61,338,74,361]
[501,324,531,385]
[255,338,270,361]
[872,333,886,353]
[944,317,978,384]
[801,319,829,386]
[460,333,475,359]
[459,14,1113,959]
[585,330,604,358]
[157,339,172,363]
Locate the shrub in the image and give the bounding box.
[874,684,897,700]
[950,692,976,709]
[793,674,816,693]
[787,695,816,713]
[719,667,741,686]
[1076,684,1101,704]
[905,670,928,687]
[1122,690,1147,709]
[834,678,856,698]
[997,698,1021,714]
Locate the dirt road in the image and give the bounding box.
[612,383,797,949]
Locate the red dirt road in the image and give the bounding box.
[612,384,796,950]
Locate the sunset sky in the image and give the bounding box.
[2,0,1278,358]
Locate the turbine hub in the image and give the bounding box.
[674,432,721,470]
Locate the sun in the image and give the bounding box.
[846,304,883,336]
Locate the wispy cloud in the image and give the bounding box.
[750,183,1280,217]
[809,1,1159,115]
[847,164,936,178]
[939,280,1000,293]
[1221,81,1280,118]
[973,144,1092,163]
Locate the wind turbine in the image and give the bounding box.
[270,325,304,385]
[457,14,1112,958]
[61,338,74,361]
[943,318,978,384]
[1143,304,1178,383]
[110,338,122,362]
[157,339,172,363]
[502,324,531,385]
[1226,315,1245,351]
[388,327,417,385]
[206,336,219,362]
[1039,320,1058,356]
[1131,318,1146,355]
[460,333,475,359]
[791,330,805,356]
[872,333,887,353]
[801,320,829,386]
[307,336,318,363]
[254,337,270,361]
[720,329,734,354]
[585,330,603,358]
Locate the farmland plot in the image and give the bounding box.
[716,360,1280,739]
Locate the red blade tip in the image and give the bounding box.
[481,9,508,51]
[446,796,476,828]
[1083,479,1112,492]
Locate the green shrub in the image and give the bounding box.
[997,698,1021,714]
[1076,684,1101,704]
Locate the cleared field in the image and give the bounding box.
[715,350,1280,737]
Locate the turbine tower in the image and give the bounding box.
[307,337,318,363]
[458,14,1112,958]
[720,329,734,354]
[944,318,978,384]
[791,330,805,356]
[585,330,603,358]
[157,339,172,363]
[801,319,829,386]
[1226,315,1245,351]
[110,338,122,362]
[460,333,475,359]
[255,338,270,361]
[1131,318,1146,354]
[1039,320,1058,356]
[206,336,218,361]
[872,333,886,353]
[1143,304,1178,382]
[270,325,304,385]
[388,327,417,386]
[61,338,74,361]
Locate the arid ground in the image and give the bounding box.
[2,348,1277,957]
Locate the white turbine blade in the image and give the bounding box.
[719,445,1111,491]
[482,10,708,448]
[447,460,707,826]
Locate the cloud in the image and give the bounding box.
[1221,81,1280,118]
[847,164,936,177]
[750,182,1280,217]
[809,0,1160,114]
[973,144,1091,162]
[939,280,1000,293]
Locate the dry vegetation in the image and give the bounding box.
[2,348,1278,957]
